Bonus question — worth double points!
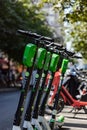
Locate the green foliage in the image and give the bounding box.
[0,0,52,63]
[39,0,87,60]
[60,0,87,60]
[61,0,87,59]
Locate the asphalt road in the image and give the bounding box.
[0,90,87,130]
[0,90,20,130]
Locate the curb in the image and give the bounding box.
[0,87,20,92]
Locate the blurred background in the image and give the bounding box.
[0,0,87,89]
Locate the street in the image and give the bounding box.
[0,91,20,130]
[0,91,87,130]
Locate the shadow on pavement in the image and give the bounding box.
[65,115,87,120]
[64,122,87,128]
[54,127,70,130]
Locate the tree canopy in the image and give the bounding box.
[0,0,53,63]
[0,0,87,62]
[39,0,87,60]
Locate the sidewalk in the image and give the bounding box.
[0,87,20,92]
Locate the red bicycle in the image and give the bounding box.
[47,70,87,115]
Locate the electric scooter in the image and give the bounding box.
[15,29,63,130]
[47,51,74,110]
[31,44,64,130]
[38,48,66,130]
[23,48,47,130]
[12,30,53,130]
[49,50,69,129]
[47,50,82,109]
[47,52,87,116]
[22,42,64,130]
[45,49,80,129]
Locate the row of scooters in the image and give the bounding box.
[12,29,84,130]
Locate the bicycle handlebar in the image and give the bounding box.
[18,29,54,42]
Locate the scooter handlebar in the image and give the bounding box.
[63,49,83,59]
[72,54,83,59]
[45,41,63,48]
[17,29,54,42]
[65,48,75,57]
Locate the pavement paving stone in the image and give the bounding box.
[45,105,87,130]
